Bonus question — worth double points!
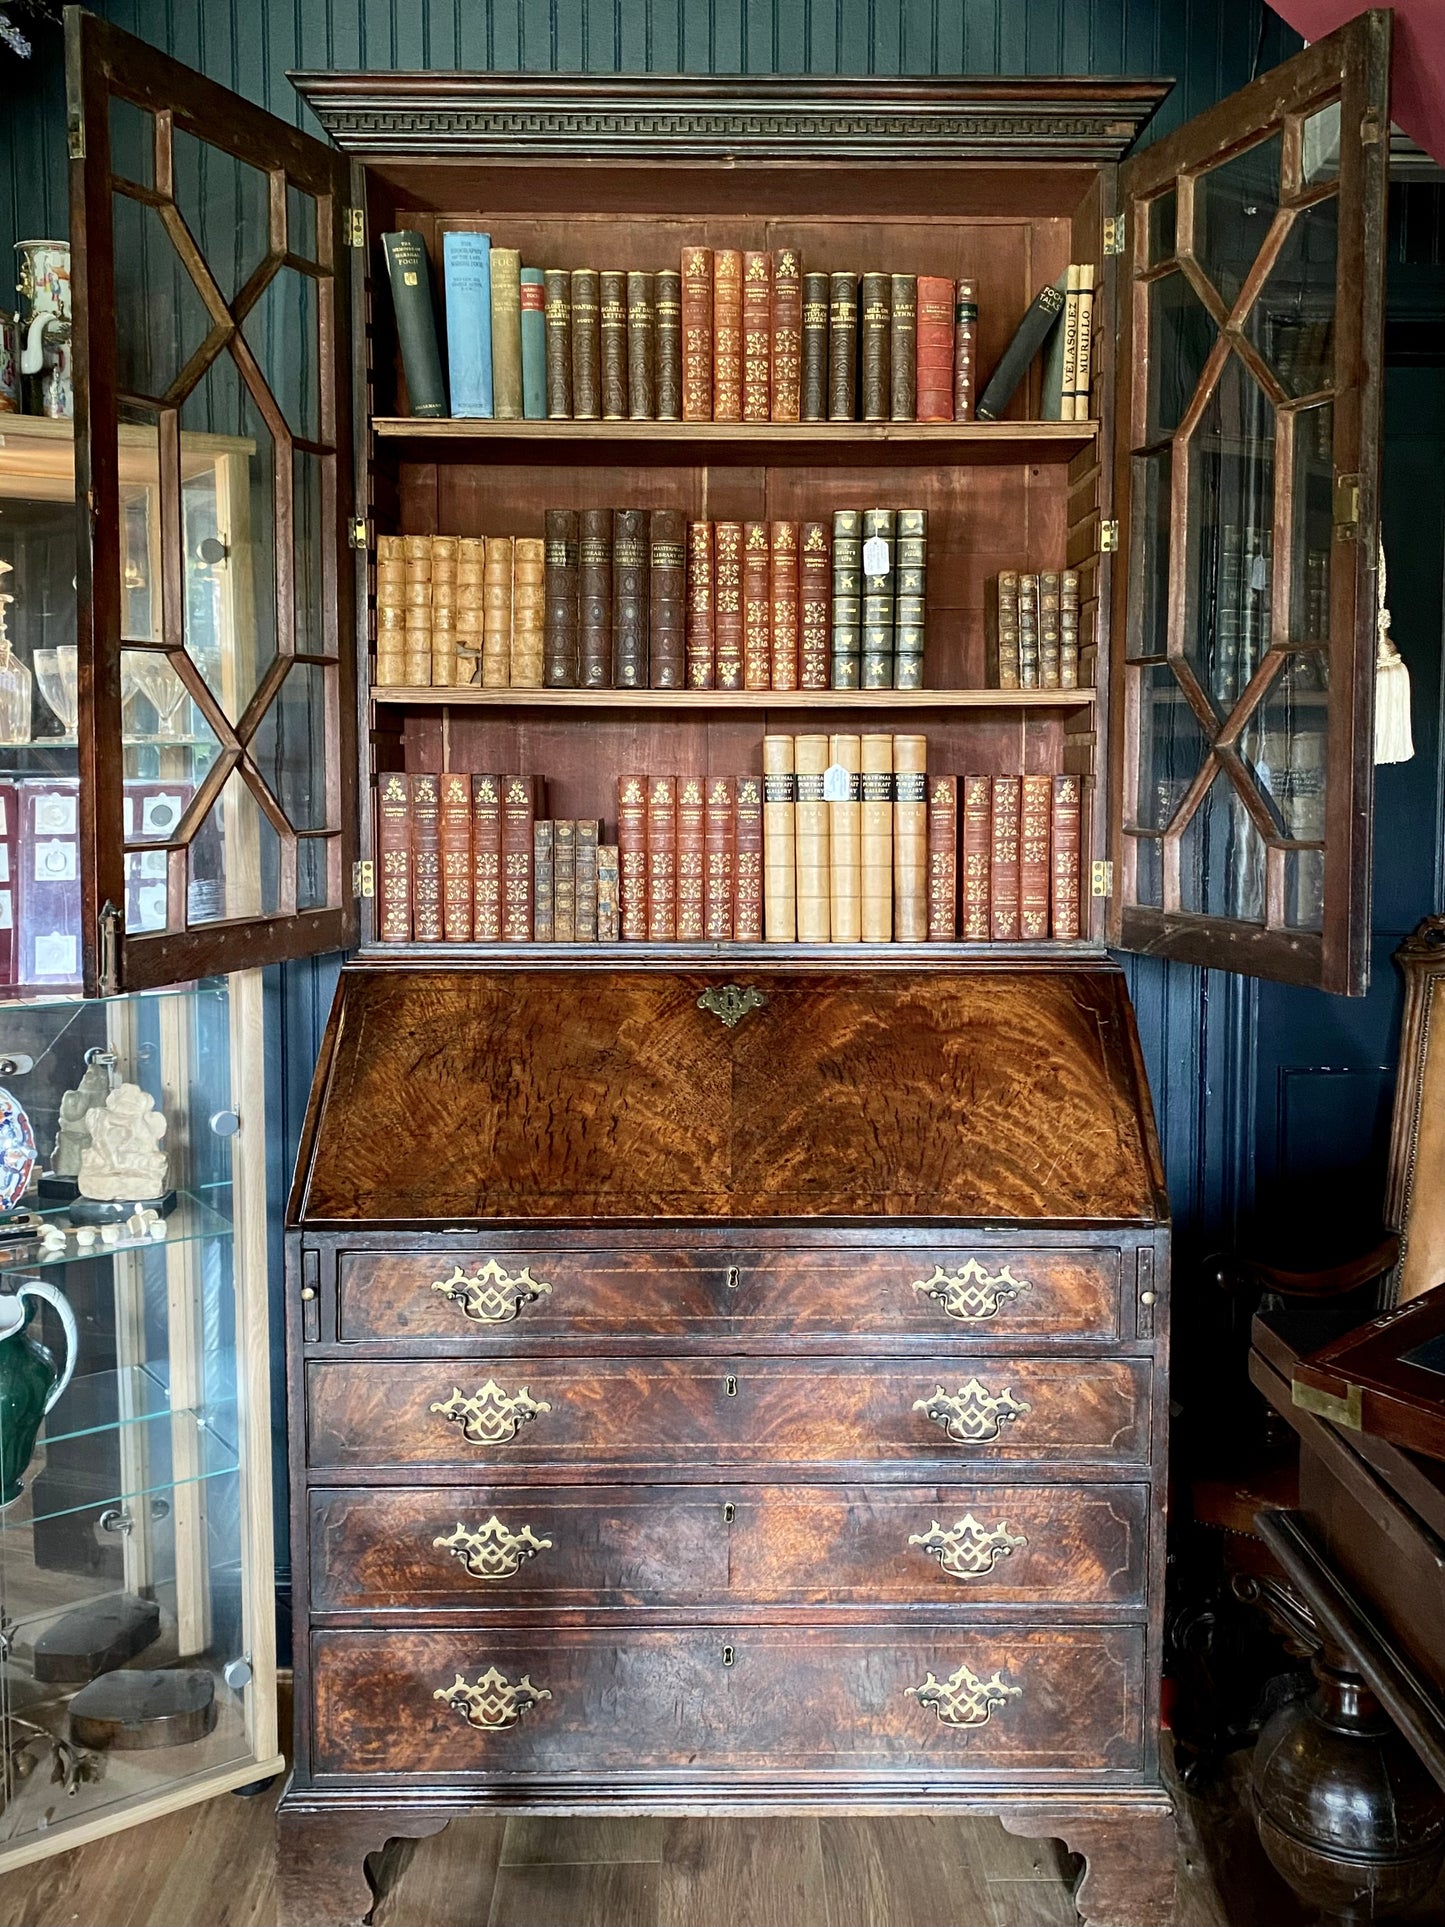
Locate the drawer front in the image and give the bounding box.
[309,1481,1150,1611]
[305,1356,1151,1473]
[310,1623,1147,1780]
[332,1245,1125,1348]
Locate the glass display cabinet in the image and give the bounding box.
[0,969,278,1869]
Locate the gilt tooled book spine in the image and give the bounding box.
[1050,773,1082,941]
[600,270,629,420]
[831,508,862,690]
[861,506,896,692]
[681,246,713,421]
[575,818,600,942]
[597,842,620,941]
[655,268,682,421]
[377,771,411,941]
[761,735,796,943]
[544,267,572,419]
[686,519,715,689]
[705,775,735,942]
[743,522,772,691]
[471,772,503,941]
[712,249,743,422]
[953,276,977,421]
[770,247,801,422]
[543,509,580,688]
[533,819,555,943]
[794,733,831,944]
[714,522,744,690]
[927,774,958,942]
[510,536,545,688]
[742,251,772,423]
[649,508,687,690]
[988,571,1021,690]
[1018,572,1040,690]
[893,734,928,943]
[481,535,512,689]
[801,271,829,422]
[860,271,891,423]
[553,818,576,943]
[1060,568,1080,691]
[894,507,927,694]
[381,231,446,419]
[502,775,538,940]
[915,274,955,423]
[647,775,677,942]
[828,732,862,945]
[1038,570,1061,691]
[612,508,650,689]
[617,773,648,940]
[440,771,473,943]
[734,774,763,942]
[579,508,613,689]
[489,247,524,421]
[770,520,799,693]
[961,773,992,941]
[410,772,443,941]
[800,520,831,691]
[1020,773,1052,940]
[627,270,656,420]
[827,272,858,421]
[570,268,601,419]
[676,775,706,941]
[861,734,893,943]
[989,773,1021,941]
[890,273,917,421]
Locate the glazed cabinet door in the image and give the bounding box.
[66,10,358,994]
[1109,10,1389,994]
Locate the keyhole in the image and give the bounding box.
[725,1266,741,1291]
[724,1375,738,1397]
[722,1645,735,1667]
[722,1502,736,1525]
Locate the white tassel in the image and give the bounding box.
[1374,537,1414,766]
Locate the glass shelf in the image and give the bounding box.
[0,1191,233,1278]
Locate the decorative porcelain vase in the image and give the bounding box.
[0,1086,36,1214]
[15,242,72,421]
[0,309,17,413]
[0,1279,78,1505]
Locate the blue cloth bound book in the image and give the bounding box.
[444,231,493,418]
[520,266,547,419]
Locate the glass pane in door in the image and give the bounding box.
[1183,353,1276,712]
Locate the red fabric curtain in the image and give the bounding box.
[1269,3,1445,161]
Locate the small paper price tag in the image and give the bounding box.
[863,535,891,576]
[822,764,852,802]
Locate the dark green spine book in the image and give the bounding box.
[382,230,447,418]
[520,267,547,419]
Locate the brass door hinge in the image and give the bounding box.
[346,207,366,247]
[353,859,374,899]
[349,516,368,551]
[1091,860,1114,898]
[1100,520,1119,553]
[66,114,85,162]
[1333,472,1361,542]
[1103,213,1125,256]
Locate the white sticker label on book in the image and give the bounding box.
[822,764,851,802]
[863,535,891,577]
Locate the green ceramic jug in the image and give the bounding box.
[0,1278,77,1506]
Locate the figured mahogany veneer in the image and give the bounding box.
[308,1481,1151,1613]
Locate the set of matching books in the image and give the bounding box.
[383,228,978,424]
[616,774,764,941]
[373,534,543,689]
[987,570,1082,691]
[927,771,1083,941]
[533,820,621,941]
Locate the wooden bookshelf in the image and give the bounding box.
[370,685,1097,710]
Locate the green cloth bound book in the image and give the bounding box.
[520,266,547,419]
[381,230,447,418]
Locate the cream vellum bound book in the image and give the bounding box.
[762,733,796,942]
[827,732,862,944]
[794,733,831,944]
[860,732,893,942]
[893,732,928,942]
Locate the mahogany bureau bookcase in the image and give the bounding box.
[56,13,1392,1926]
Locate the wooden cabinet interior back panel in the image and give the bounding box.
[309,1622,1148,1781]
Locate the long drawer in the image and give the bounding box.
[308,1480,1150,1612]
[310,1623,1147,1780]
[305,1355,1151,1474]
[330,1244,1127,1348]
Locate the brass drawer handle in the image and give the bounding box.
[432,1259,553,1324]
[434,1666,551,1731]
[908,1514,1027,1580]
[434,1516,553,1581]
[907,1661,1021,1728]
[912,1260,1032,1322]
[430,1380,551,1446]
[914,1378,1031,1444]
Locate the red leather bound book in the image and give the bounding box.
[1020,773,1052,939]
[471,772,502,941]
[769,520,799,691]
[712,250,743,422]
[377,771,411,942]
[686,519,715,689]
[682,245,713,421]
[733,774,763,942]
[915,274,956,423]
[742,250,772,423]
[439,772,472,942]
[927,774,958,941]
[770,246,802,422]
[705,775,735,941]
[676,774,706,940]
[1051,773,1083,940]
[714,522,744,690]
[647,775,677,942]
[410,773,443,941]
[799,520,831,689]
[616,773,649,941]
[989,774,1021,941]
[502,774,538,941]
[961,773,991,941]
[743,522,771,690]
